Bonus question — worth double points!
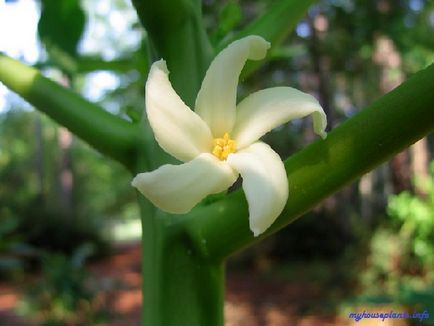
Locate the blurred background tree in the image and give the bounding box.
[0,0,433,324]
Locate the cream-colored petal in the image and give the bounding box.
[132,153,238,214]
[232,87,327,149]
[227,142,288,236]
[146,60,213,162]
[195,35,270,137]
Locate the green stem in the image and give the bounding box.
[135,137,225,326]
[0,54,137,171]
[131,0,213,107]
[187,63,434,260]
[219,0,315,49]
[130,3,224,325]
[219,0,316,79]
[139,198,224,326]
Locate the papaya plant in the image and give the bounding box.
[0,0,433,325]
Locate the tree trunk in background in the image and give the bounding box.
[56,74,76,218]
[390,150,411,193]
[359,171,374,220]
[307,13,334,130]
[34,115,45,198]
[411,138,430,195]
[58,127,74,218]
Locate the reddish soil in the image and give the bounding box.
[0,244,349,326]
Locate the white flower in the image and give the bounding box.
[132,35,327,236]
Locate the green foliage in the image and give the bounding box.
[388,162,434,270]
[210,1,241,45]
[38,0,86,57]
[0,109,134,259]
[355,162,434,321]
[0,216,30,277]
[0,111,36,276]
[360,227,408,294]
[0,110,38,211]
[18,244,107,326]
[18,199,109,256]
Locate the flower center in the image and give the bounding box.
[212,133,236,160]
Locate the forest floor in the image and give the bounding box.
[0,243,363,326]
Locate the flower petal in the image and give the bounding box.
[232,87,327,149]
[146,60,213,162]
[227,142,288,236]
[195,35,270,137]
[132,153,238,214]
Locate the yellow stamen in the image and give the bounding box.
[212,132,236,160]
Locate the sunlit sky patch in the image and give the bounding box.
[296,21,311,38]
[0,0,40,63]
[409,0,423,12]
[0,0,141,114]
[82,71,120,102]
[0,1,40,112]
[80,0,141,59]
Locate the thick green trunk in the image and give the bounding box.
[139,198,225,326]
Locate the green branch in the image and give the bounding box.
[0,54,137,170]
[220,0,315,49]
[36,56,147,75]
[131,0,213,107]
[219,0,316,78]
[187,63,434,260]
